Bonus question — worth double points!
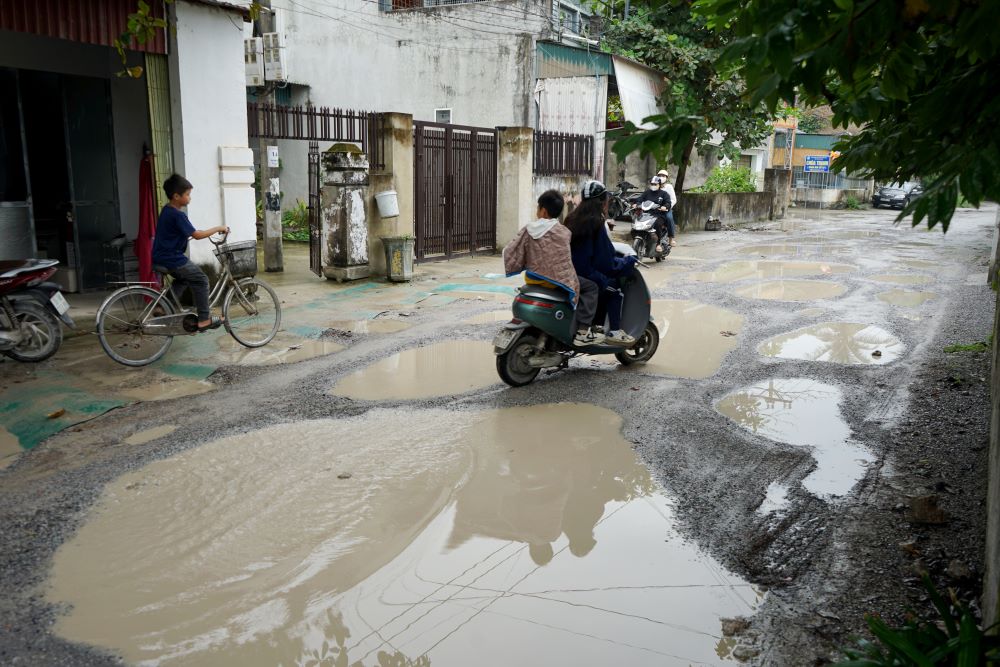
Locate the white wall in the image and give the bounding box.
[171,0,256,266]
[274,0,551,127]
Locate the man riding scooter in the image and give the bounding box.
[637,177,673,254]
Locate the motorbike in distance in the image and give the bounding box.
[608,181,643,222]
[0,259,74,362]
[629,200,671,262]
[493,266,660,387]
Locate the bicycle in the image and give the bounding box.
[96,232,281,367]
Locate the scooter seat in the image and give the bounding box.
[518,284,571,303]
[0,259,59,278]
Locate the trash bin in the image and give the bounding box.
[381,236,415,282]
[374,190,400,218]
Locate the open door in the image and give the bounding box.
[62,75,120,290]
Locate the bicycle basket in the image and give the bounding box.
[214,240,258,279]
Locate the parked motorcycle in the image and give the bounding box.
[0,259,74,362]
[493,268,660,386]
[630,200,671,262]
[609,181,643,222]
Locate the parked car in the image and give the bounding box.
[872,182,921,209]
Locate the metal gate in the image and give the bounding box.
[307,141,322,276]
[414,122,497,260]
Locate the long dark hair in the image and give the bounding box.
[564,196,606,244]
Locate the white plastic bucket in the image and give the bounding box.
[374,190,399,218]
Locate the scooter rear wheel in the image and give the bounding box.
[615,322,660,366]
[497,334,542,387]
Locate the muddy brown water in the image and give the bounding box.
[325,319,412,335]
[1,425,19,468]
[686,261,855,284]
[870,274,934,286]
[216,337,345,366]
[876,289,936,307]
[716,379,875,498]
[734,280,847,302]
[47,404,761,666]
[123,424,178,446]
[736,243,837,257]
[758,322,903,365]
[330,340,499,400]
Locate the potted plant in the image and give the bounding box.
[380,235,415,282]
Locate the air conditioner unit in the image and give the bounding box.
[263,31,286,82]
[244,37,264,87]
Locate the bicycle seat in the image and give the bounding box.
[153,265,171,276]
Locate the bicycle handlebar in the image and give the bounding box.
[209,229,231,246]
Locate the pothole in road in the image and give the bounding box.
[686,260,855,283]
[122,424,178,446]
[47,404,762,667]
[734,280,847,302]
[217,336,345,366]
[325,319,412,335]
[870,274,933,286]
[877,289,936,307]
[330,340,499,400]
[716,379,875,498]
[463,310,513,324]
[736,243,837,256]
[895,259,937,270]
[758,322,903,365]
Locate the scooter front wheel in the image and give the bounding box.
[631,237,645,258]
[496,334,541,387]
[615,322,660,366]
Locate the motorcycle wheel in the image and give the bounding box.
[2,301,62,362]
[631,237,645,258]
[496,334,541,387]
[615,322,660,366]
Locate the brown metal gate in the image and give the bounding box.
[307,141,322,276]
[414,122,497,260]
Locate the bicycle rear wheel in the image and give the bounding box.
[223,278,281,348]
[97,286,175,366]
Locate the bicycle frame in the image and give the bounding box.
[135,259,257,326]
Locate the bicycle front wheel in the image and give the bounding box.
[223,278,281,348]
[97,286,175,366]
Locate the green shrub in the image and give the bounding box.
[281,200,310,243]
[691,164,757,193]
[844,195,863,210]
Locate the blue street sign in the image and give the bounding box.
[804,155,831,173]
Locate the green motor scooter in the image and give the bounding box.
[492,269,660,386]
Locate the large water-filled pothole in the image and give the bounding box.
[716,379,874,497]
[734,280,847,302]
[330,340,499,400]
[870,274,933,286]
[47,404,761,666]
[758,322,903,365]
[686,260,855,283]
[877,289,936,307]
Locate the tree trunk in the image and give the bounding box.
[674,137,696,195]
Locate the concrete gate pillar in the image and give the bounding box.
[366,113,414,278]
[764,168,791,220]
[496,127,534,248]
[320,144,370,282]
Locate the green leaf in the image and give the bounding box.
[866,616,935,667]
[956,613,980,667]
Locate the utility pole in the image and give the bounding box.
[256,0,282,272]
[624,0,630,19]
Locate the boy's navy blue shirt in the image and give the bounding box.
[152,205,195,269]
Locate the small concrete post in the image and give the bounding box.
[366,113,414,278]
[496,127,535,249]
[764,167,791,220]
[320,144,371,282]
[985,204,1000,630]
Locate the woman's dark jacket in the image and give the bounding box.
[570,227,629,289]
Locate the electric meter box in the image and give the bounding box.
[263,32,286,82]
[244,37,264,87]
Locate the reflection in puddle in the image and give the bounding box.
[759,322,903,365]
[757,482,790,515]
[877,289,936,307]
[736,243,831,256]
[734,280,846,302]
[325,319,411,335]
[687,261,855,283]
[217,337,344,366]
[829,230,881,239]
[896,259,937,270]
[49,405,761,666]
[870,274,933,286]
[331,340,499,400]
[642,300,743,379]
[717,379,874,497]
[123,424,178,446]
[463,310,514,324]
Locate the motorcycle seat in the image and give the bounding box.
[518,284,571,303]
[0,259,59,278]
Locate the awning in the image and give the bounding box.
[611,56,666,130]
[0,0,167,54]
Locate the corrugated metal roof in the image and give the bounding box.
[536,41,613,78]
[0,0,167,54]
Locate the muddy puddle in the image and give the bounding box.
[463,310,514,324]
[734,280,847,302]
[331,340,499,400]
[736,243,834,257]
[759,322,903,365]
[48,404,761,666]
[686,260,855,284]
[717,379,874,497]
[325,319,411,335]
[896,259,937,270]
[217,337,344,366]
[1,425,20,468]
[757,482,791,515]
[870,274,933,286]
[877,289,936,307]
[123,424,178,446]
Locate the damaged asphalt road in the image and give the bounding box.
[0,205,996,666]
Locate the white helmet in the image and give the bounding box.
[581,180,608,200]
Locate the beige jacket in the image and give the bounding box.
[502,218,580,305]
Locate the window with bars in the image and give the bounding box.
[381,0,492,10]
